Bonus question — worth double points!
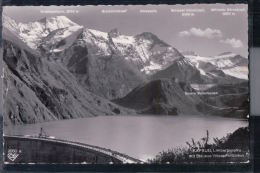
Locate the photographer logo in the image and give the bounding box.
[7,149,20,161]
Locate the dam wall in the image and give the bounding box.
[3,136,122,164]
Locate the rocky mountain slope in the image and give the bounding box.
[114,79,248,118]
[57,27,184,99]
[196,82,249,118]
[113,79,201,115]
[2,28,135,125]
[3,15,81,49]
[152,52,247,84]
[59,29,148,99]
[184,52,248,80]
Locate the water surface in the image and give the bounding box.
[5,115,248,161]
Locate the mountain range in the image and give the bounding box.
[2,15,249,125]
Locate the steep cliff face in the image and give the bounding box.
[60,32,148,99]
[2,39,135,125]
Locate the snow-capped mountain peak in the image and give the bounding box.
[183,51,248,80]
[135,32,169,47]
[3,15,82,49]
[78,27,183,75]
[35,16,80,31]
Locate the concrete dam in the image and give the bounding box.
[3,135,142,164]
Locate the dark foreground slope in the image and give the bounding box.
[149,126,249,164]
[2,33,135,125]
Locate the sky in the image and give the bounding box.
[3,4,248,57]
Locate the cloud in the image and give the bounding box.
[179,30,190,37]
[220,38,243,48]
[179,27,223,39]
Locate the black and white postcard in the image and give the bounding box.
[2,4,249,165]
